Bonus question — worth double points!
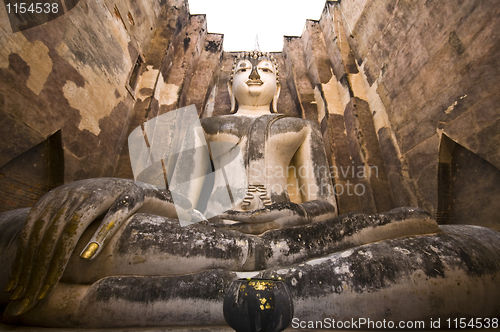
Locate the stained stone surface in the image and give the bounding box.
[1,207,499,328]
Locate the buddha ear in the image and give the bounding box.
[271,82,281,113]
[228,81,237,114]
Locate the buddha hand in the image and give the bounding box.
[211,202,310,234]
[4,178,175,316]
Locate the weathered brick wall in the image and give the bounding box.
[335,0,500,221]
[113,0,192,179]
[0,140,54,212]
[0,0,166,211]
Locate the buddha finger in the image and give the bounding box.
[137,185,176,217]
[80,186,144,260]
[218,208,286,223]
[5,186,68,293]
[273,214,309,228]
[7,188,73,299]
[217,210,266,223]
[44,192,135,287]
[225,220,279,234]
[248,203,307,223]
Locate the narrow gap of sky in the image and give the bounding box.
[188,0,327,52]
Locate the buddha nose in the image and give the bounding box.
[249,65,260,80]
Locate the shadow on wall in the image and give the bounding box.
[437,134,500,231]
[0,131,64,213]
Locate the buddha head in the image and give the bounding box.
[228,51,281,114]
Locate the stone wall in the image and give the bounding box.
[0,0,165,212]
[332,0,500,227]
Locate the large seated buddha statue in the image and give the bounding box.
[0,51,499,328]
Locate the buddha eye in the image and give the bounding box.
[237,68,248,73]
[260,68,272,73]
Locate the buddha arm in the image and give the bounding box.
[289,121,337,220]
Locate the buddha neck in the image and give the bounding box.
[233,105,272,117]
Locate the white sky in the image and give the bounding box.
[188,0,327,52]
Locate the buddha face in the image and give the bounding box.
[230,57,279,111]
